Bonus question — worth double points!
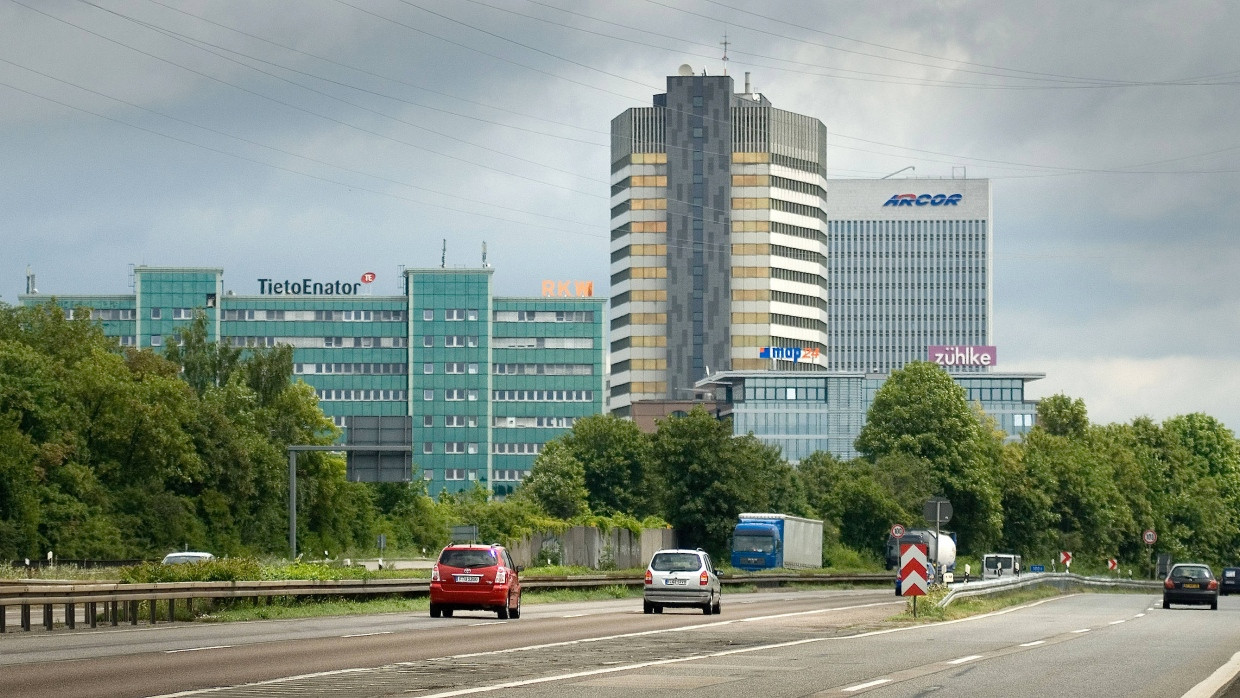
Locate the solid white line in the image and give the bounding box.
[842,678,891,692]
[164,645,232,654]
[340,632,392,638]
[1182,650,1240,698]
[1072,628,1091,633]
[1108,620,1126,625]
[948,655,982,665]
[1019,640,1045,647]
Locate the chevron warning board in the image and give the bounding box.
[900,543,928,597]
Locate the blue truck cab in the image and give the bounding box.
[731,519,783,570]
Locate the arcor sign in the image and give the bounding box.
[929,345,997,367]
[541,280,594,297]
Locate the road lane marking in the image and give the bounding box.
[561,613,588,618]
[842,679,891,692]
[947,655,982,664]
[1108,620,1126,625]
[1019,640,1045,647]
[1072,628,1090,633]
[340,632,392,638]
[164,645,232,654]
[468,621,506,627]
[1183,650,1240,698]
[1135,613,1145,618]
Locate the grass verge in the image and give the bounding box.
[888,584,1153,623]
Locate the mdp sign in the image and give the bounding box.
[900,543,928,597]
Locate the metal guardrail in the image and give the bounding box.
[0,571,895,633]
[937,572,1161,607]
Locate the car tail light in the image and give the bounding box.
[495,567,507,584]
[1164,579,1174,589]
[431,565,441,582]
[1208,579,1219,590]
[700,571,709,586]
[645,570,652,585]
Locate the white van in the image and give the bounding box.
[982,553,1021,579]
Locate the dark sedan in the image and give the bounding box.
[1163,563,1218,610]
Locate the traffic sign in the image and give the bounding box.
[1107,558,1118,571]
[1030,565,1045,573]
[923,497,953,524]
[891,524,906,538]
[900,543,928,597]
[1143,529,1158,545]
[1060,551,1073,565]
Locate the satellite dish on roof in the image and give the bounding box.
[677,63,694,76]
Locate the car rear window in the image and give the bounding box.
[439,549,498,569]
[1172,566,1212,580]
[651,552,703,572]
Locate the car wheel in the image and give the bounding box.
[1162,600,1170,609]
[1212,601,1219,610]
[701,601,713,615]
[712,596,722,615]
[643,600,654,614]
[510,593,521,619]
[497,603,509,620]
[653,605,663,614]
[430,603,442,618]
[443,608,454,618]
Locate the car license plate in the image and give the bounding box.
[454,575,481,583]
[1227,571,1236,578]
[663,578,687,586]
[1183,583,1199,589]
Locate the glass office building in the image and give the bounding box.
[21,266,605,496]
[699,370,1042,462]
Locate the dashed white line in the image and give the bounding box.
[842,679,892,692]
[164,645,232,654]
[468,621,507,627]
[1019,640,1045,647]
[1072,628,1091,634]
[948,655,982,665]
[341,632,392,638]
[1135,613,1146,618]
[561,613,588,618]
[1108,620,1126,625]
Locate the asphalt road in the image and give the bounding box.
[1,589,1237,697]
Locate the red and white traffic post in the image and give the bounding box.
[900,543,928,617]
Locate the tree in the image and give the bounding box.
[162,311,240,396]
[855,361,1002,552]
[558,414,653,516]
[650,408,752,557]
[519,441,590,519]
[1037,394,1090,438]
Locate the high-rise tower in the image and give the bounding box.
[609,70,828,416]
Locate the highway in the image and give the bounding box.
[1,589,1238,697]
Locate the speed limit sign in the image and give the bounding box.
[1143,529,1157,545]
[891,524,906,538]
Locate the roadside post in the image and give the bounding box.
[1143,529,1158,579]
[922,497,953,583]
[1060,551,1072,572]
[900,543,928,618]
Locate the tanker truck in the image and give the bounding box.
[885,529,957,583]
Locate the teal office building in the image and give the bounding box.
[21,266,606,496]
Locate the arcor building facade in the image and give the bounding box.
[609,70,828,416]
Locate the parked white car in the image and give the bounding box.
[643,548,721,615]
[161,552,215,565]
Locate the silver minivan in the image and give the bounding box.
[643,549,721,615]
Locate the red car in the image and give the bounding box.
[429,544,523,619]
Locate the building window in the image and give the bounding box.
[692,127,703,138]
[467,336,479,348]
[468,363,479,374]
[172,308,192,320]
[424,415,434,427]
[423,309,434,321]
[467,443,478,455]
[150,308,161,320]
[467,389,478,401]
[423,442,433,454]
[423,469,433,481]
[467,309,478,321]
[150,335,163,347]
[423,389,434,401]
[423,335,434,347]
[423,363,434,374]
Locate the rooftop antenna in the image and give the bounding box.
[677,63,694,77]
[720,31,730,75]
[481,241,490,268]
[441,239,446,268]
[881,166,916,179]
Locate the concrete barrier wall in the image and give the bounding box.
[508,527,676,570]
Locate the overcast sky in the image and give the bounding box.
[3,0,1237,433]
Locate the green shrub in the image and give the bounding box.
[120,557,262,583]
